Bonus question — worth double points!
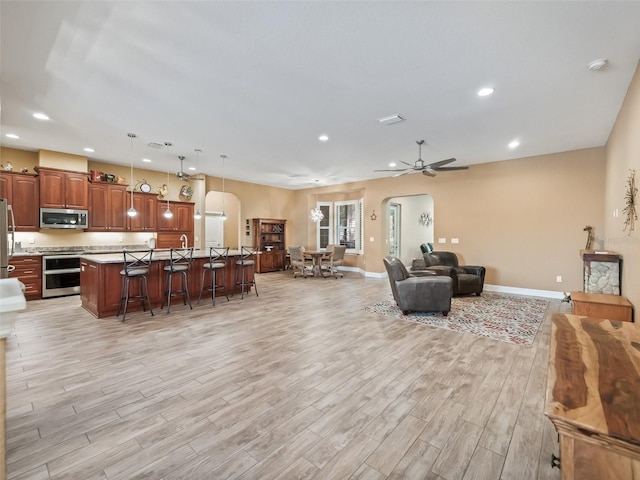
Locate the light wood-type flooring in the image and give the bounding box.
[5,270,565,479]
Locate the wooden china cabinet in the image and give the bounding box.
[252,218,286,273]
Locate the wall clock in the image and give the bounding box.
[623,169,637,234]
[136,180,152,193]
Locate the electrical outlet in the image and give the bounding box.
[118,236,123,243]
[28,237,35,244]
[556,276,563,283]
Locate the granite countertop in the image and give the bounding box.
[80,249,245,264]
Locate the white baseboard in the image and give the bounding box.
[482,284,565,299]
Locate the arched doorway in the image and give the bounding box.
[204,191,241,249]
[383,194,434,265]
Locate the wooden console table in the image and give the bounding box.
[570,291,634,322]
[545,314,640,479]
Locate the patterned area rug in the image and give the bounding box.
[364,292,549,347]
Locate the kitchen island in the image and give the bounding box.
[79,249,254,318]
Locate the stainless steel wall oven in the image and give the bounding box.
[42,254,81,298]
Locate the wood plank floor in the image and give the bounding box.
[5,271,564,479]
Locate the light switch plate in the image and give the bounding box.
[451,238,459,244]
[438,238,446,243]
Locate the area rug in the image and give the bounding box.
[364,292,549,347]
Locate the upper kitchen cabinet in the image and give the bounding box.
[88,182,127,231]
[0,171,40,231]
[156,201,194,232]
[128,192,157,232]
[38,167,89,209]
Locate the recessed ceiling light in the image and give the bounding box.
[477,87,495,97]
[33,112,50,120]
[378,114,405,125]
[587,58,608,71]
[508,140,520,149]
[142,158,152,163]
[188,167,196,171]
[318,134,329,142]
[389,162,397,167]
[5,133,19,139]
[83,147,94,153]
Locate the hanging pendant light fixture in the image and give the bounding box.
[309,191,324,223]
[220,154,227,221]
[163,142,173,219]
[193,148,202,220]
[127,133,138,217]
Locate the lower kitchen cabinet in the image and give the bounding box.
[9,255,42,300]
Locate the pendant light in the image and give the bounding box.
[126,133,138,217]
[193,148,202,220]
[220,154,227,221]
[309,191,324,222]
[163,142,173,219]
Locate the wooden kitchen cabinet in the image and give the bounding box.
[39,167,88,209]
[9,255,42,300]
[128,193,157,232]
[252,218,286,272]
[0,172,39,231]
[88,183,128,231]
[157,201,194,232]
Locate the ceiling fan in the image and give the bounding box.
[176,156,192,181]
[375,140,468,177]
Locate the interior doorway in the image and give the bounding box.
[383,194,434,265]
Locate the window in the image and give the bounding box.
[315,199,363,253]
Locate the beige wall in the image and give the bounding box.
[3,132,612,296]
[605,60,640,308]
[0,148,38,172]
[292,147,606,293]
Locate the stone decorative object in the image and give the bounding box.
[582,250,621,295]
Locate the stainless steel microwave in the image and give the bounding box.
[40,208,88,229]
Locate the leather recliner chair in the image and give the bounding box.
[383,256,453,315]
[412,251,485,296]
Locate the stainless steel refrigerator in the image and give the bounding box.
[0,198,16,279]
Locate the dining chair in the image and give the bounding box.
[161,247,193,313]
[325,245,346,278]
[198,246,229,305]
[117,249,154,322]
[235,246,258,299]
[288,246,311,278]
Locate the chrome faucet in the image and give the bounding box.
[180,234,188,249]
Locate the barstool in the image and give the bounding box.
[161,247,193,313]
[235,246,258,299]
[117,249,154,322]
[198,246,229,305]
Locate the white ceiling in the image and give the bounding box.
[1,1,640,190]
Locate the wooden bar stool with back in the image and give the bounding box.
[161,247,193,313]
[235,246,258,299]
[117,249,154,322]
[198,246,229,305]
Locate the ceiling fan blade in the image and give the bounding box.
[421,170,436,177]
[374,168,409,172]
[433,166,469,171]
[393,171,412,177]
[427,158,456,169]
[399,160,416,167]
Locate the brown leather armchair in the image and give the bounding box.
[411,251,485,296]
[383,257,453,315]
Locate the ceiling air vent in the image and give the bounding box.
[147,142,164,149]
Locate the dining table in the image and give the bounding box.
[304,250,331,278]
